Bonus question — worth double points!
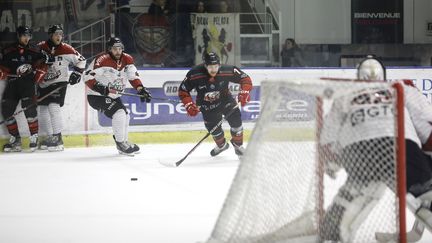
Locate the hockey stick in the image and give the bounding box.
[375,219,425,242]
[0,84,67,126]
[160,103,240,167]
[118,91,180,103]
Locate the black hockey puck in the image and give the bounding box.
[131,178,138,181]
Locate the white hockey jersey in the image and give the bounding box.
[402,80,432,149]
[37,41,86,88]
[84,53,142,99]
[320,83,421,149]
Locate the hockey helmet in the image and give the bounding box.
[107,37,124,51]
[204,52,220,66]
[48,24,64,35]
[357,55,386,81]
[17,26,32,38]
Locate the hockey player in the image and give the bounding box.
[37,24,86,151]
[319,55,432,242]
[178,52,252,156]
[84,37,152,156]
[1,26,50,152]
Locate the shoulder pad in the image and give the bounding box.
[57,43,78,54]
[122,53,134,64]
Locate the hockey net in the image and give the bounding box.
[206,79,406,243]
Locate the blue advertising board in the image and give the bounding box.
[97,86,261,127]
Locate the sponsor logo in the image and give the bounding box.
[350,105,394,127]
[354,12,401,19]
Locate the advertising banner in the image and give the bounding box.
[97,84,261,127]
[351,0,403,43]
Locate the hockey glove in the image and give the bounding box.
[137,87,152,102]
[93,82,121,96]
[68,71,82,85]
[184,102,200,116]
[238,90,250,106]
[41,50,55,65]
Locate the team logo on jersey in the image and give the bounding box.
[16,64,33,76]
[204,91,220,102]
[210,84,215,89]
[44,67,61,81]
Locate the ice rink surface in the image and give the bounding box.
[1,143,432,243]
[0,143,240,243]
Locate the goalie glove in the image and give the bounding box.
[68,71,82,85]
[137,86,152,102]
[184,102,200,116]
[238,90,250,106]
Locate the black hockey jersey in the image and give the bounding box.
[178,64,252,111]
[1,42,45,77]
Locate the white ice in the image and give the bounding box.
[0,143,431,243]
[0,143,240,243]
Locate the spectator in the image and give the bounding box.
[196,1,206,13]
[148,0,168,16]
[280,38,306,67]
[219,0,229,13]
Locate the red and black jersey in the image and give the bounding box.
[178,64,252,111]
[1,42,45,76]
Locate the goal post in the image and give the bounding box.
[206,78,406,243]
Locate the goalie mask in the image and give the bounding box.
[357,55,386,81]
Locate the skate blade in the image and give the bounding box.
[118,151,135,157]
[3,147,22,153]
[48,145,64,152]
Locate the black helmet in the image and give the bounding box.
[107,37,124,51]
[48,24,64,35]
[204,52,220,65]
[17,26,32,37]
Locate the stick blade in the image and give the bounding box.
[158,159,178,168]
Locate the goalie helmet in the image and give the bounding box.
[48,24,64,35]
[204,52,220,66]
[107,37,124,51]
[357,55,386,81]
[17,26,32,38]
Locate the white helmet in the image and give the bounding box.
[357,55,386,81]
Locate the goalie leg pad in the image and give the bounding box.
[320,181,387,242]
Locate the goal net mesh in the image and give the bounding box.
[206,79,404,243]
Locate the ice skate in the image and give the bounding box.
[47,133,64,152]
[113,136,139,155]
[210,141,229,156]
[407,191,432,233]
[3,135,22,152]
[39,138,49,150]
[129,142,140,154]
[113,136,135,156]
[231,140,245,156]
[29,134,38,152]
